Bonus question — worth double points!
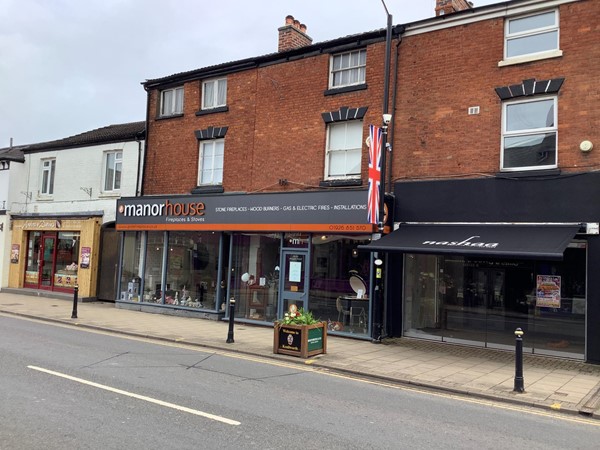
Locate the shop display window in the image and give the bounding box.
[24,232,42,285]
[120,231,144,302]
[403,245,587,358]
[310,234,371,335]
[163,231,220,309]
[54,232,80,288]
[231,233,281,321]
[142,231,165,303]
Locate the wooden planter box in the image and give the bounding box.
[273,322,327,358]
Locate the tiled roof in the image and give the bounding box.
[0,145,26,162]
[22,121,145,153]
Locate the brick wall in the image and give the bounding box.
[143,1,599,195]
[392,0,599,182]
[143,45,387,195]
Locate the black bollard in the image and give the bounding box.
[71,285,79,319]
[513,327,524,392]
[226,297,235,343]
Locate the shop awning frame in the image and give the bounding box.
[359,223,582,260]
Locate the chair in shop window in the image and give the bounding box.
[336,296,351,325]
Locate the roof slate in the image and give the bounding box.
[21,121,145,153]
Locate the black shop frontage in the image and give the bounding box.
[368,172,600,362]
[115,189,383,338]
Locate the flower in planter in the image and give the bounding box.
[276,304,320,326]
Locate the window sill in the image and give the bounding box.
[98,192,121,198]
[155,113,184,121]
[498,50,562,67]
[191,185,224,194]
[195,106,229,116]
[495,168,561,178]
[36,195,54,201]
[324,84,367,96]
[319,178,362,188]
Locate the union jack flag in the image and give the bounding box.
[367,124,382,225]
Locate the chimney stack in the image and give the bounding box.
[278,15,313,52]
[435,0,473,16]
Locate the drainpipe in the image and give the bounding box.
[135,133,143,197]
[387,29,403,192]
[139,85,151,197]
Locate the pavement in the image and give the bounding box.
[2,290,600,419]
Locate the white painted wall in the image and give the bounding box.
[13,140,144,223]
[1,160,26,287]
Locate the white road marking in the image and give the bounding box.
[27,365,240,426]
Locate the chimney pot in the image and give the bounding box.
[435,0,473,16]
[278,15,312,52]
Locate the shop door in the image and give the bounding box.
[446,268,504,345]
[278,250,309,315]
[39,235,56,289]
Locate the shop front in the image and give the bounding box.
[367,223,587,358]
[375,174,600,362]
[115,190,377,337]
[8,215,102,300]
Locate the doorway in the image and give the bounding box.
[39,234,56,289]
[279,250,309,315]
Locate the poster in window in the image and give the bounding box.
[289,260,302,283]
[80,247,91,269]
[536,275,561,308]
[10,244,19,264]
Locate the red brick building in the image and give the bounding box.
[116,0,600,361]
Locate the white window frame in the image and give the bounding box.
[325,121,363,180]
[198,139,224,185]
[40,158,56,196]
[201,78,227,110]
[160,86,184,116]
[329,49,367,89]
[500,9,561,66]
[103,151,122,192]
[501,96,558,172]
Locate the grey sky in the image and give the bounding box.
[0,0,499,147]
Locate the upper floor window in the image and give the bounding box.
[325,120,362,179]
[505,10,559,60]
[104,151,122,191]
[202,78,227,110]
[160,86,184,116]
[40,158,56,195]
[330,49,366,89]
[198,139,224,185]
[501,97,557,171]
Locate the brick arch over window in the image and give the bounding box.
[194,126,228,140]
[321,106,368,124]
[495,77,565,101]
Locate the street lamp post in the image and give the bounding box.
[378,1,392,232]
[372,0,393,344]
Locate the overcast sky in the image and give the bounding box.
[0,0,499,147]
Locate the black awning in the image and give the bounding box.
[359,224,580,259]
